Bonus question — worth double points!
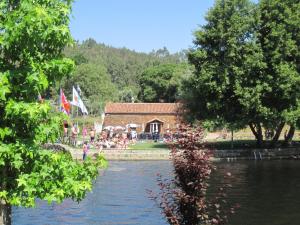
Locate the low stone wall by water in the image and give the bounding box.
[54,144,300,161]
[70,149,171,161]
[214,147,300,160]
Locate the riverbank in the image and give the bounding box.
[68,148,171,161]
[214,147,300,160]
[55,144,300,161]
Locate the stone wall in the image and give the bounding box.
[62,144,300,161]
[70,149,171,161]
[214,147,300,160]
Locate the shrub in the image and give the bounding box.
[149,124,237,225]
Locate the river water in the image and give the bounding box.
[13,160,300,225]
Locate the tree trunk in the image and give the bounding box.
[249,123,258,139]
[271,122,285,147]
[249,122,263,147]
[256,124,263,147]
[0,201,11,225]
[0,165,11,225]
[284,125,295,146]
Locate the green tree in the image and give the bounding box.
[118,86,139,103]
[185,0,261,136]
[258,0,300,145]
[186,0,300,146]
[139,64,191,102]
[0,1,106,224]
[63,40,187,103]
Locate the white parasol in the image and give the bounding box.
[126,123,139,128]
[114,126,125,130]
[103,126,114,130]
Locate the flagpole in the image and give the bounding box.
[76,105,79,127]
[76,85,79,127]
[71,86,74,121]
[58,88,61,112]
[71,100,74,120]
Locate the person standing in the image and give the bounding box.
[82,141,89,160]
[62,121,69,144]
[82,126,88,141]
[71,124,78,146]
[90,127,96,143]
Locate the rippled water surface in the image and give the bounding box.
[13,161,172,225]
[13,160,300,225]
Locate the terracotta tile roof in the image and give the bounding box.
[105,103,180,114]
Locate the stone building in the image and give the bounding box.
[103,103,181,134]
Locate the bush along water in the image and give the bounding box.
[149,124,238,225]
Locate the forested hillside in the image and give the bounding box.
[58,38,188,114]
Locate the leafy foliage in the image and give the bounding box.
[139,63,192,102]
[0,144,106,207]
[185,0,300,146]
[149,125,236,225]
[0,0,106,216]
[257,0,300,144]
[62,39,187,110]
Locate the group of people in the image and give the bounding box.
[93,131,130,150]
[81,129,138,160]
[63,121,97,146]
[62,122,140,160]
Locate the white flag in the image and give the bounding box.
[71,86,88,114]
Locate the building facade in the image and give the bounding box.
[103,103,181,134]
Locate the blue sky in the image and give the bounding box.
[70,0,215,53]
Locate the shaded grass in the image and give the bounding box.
[128,141,169,150]
[205,140,257,150]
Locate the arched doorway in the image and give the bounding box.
[145,119,164,134]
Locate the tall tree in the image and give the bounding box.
[258,0,300,145]
[186,0,300,146]
[186,0,263,143]
[0,1,105,224]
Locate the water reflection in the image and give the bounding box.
[13,160,300,225]
[216,161,300,225]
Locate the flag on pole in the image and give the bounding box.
[60,89,71,115]
[71,86,88,115]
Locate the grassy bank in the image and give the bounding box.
[205,140,300,150]
[128,141,169,150]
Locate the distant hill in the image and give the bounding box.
[58,38,187,114]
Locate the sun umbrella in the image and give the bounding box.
[103,126,114,130]
[114,126,125,130]
[126,123,139,128]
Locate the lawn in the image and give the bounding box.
[205,139,300,150]
[128,141,169,150]
[204,126,300,150]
